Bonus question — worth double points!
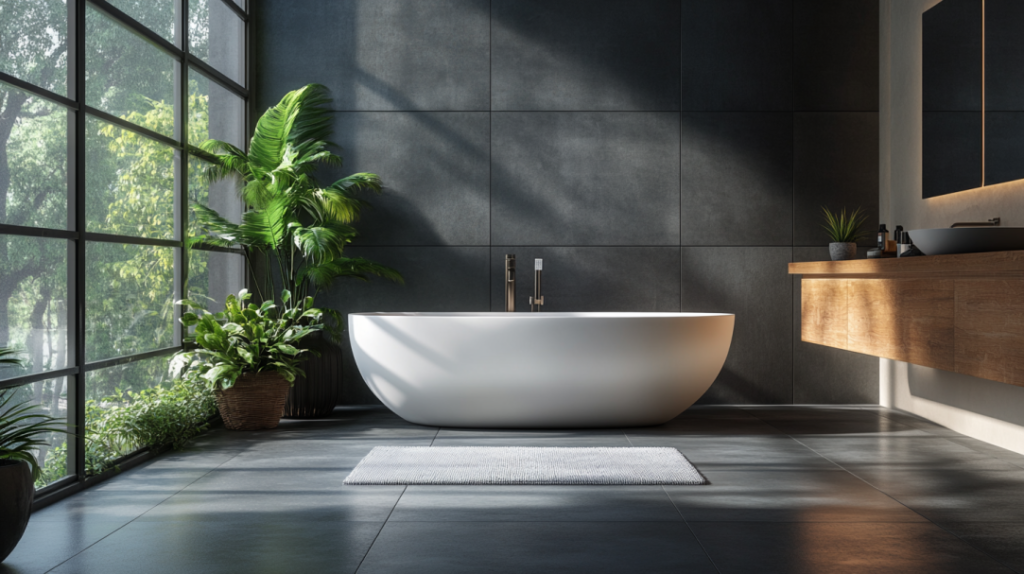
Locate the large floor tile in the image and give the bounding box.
[30,489,177,524]
[690,522,1012,574]
[356,521,717,574]
[665,470,926,523]
[48,520,383,574]
[848,467,1024,523]
[0,520,127,574]
[134,470,405,522]
[760,416,927,437]
[939,522,1024,573]
[797,436,1024,471]
[388,485,682,522]
[626,435,839,471]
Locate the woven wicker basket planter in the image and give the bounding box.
[215,372,291,431]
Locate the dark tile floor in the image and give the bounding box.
[6,405,1024,573]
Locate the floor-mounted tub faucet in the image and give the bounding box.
[530,258,544,312]
[505,254,516,312]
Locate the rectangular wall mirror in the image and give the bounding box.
[923,0,1024,198]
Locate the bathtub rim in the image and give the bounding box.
[349,311,734,318]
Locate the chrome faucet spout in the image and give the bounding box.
[505,254,516,312]
[529,258,544,312]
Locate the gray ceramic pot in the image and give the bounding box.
[829,242,857,261]
[0,460,33,563]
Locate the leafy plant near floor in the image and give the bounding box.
[170,288,323,390]
[36,374,218,485]
[821,206,867,244]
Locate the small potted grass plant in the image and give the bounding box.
[822,206,867,261]
[0,348,66,563]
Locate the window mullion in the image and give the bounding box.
[72,0,88,482]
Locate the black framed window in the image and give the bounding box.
[0,0,248,495]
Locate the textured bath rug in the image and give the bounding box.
[343,446,707,485]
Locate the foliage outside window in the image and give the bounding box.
[0,0,247,488]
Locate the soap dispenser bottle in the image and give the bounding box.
[877,224,888,249]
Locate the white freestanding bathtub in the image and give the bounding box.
[349,312,735,428]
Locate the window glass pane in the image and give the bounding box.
[105,0,177,45]
[188,157,242,231]
[0,378,70,488]
[86,242,176,362]
[0,235,70,379]
[85,355,171,473]
[0,83,69,230]
[188,68,244,149]
[0,0,68,96]
[86,6,176,137]
[86,116,176,240]
[188,250,244,314]
[232,0,245,10]
[189,0,245,86]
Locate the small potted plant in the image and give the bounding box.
[170,289,323,431]
[821,206,867,261]
[0,348,65,563]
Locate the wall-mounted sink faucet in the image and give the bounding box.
[505,254,516,312]
[951,217,1000,228]
[530,258,544,312]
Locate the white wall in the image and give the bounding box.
[880,0,1024,454]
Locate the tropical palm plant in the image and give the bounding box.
[0,347,22,368]
[189,84,402,332]
[0,348,66,480]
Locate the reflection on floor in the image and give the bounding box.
[7,405,1024,574]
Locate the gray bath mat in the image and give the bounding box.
[343,446,707,485]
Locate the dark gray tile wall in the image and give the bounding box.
[254,0,880,405]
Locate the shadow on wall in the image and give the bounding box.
[253,0,884,406]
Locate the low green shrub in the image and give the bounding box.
[37,372,217,486]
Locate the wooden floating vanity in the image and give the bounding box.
[789,251,1024,387]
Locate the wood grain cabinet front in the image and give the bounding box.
[790,252,1024,387]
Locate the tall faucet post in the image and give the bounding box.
[505,254,516,312]
[530,258,544,312]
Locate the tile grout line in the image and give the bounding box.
[744,410,1022,574]
[624,430,723,574]
[42,446,249,574]
[353,485,408,574]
